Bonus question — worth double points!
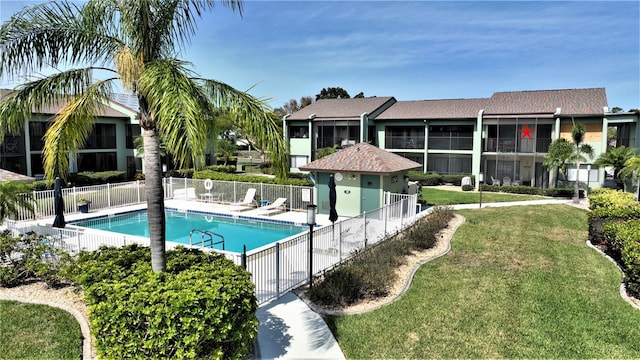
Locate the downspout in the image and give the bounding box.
[551,107,562,188]
[473,109,484,190]
[601,107,609,189]
[360,112,368,143]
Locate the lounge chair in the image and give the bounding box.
[257,197,287,216]
[229,188,257,211]
[491,176,501,186]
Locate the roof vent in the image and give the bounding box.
[308,113,316,120]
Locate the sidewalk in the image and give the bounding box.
[255,292,346,360]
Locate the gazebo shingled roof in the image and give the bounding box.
[299,143,422,175]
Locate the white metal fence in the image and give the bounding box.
[13,177,314,221]
[7,180,418,306]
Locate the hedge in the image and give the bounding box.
[602,220,640,296]
[66,245,258,359]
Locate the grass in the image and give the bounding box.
[0,300,82,359]
[326,205,640,358]
[422,187,544,206]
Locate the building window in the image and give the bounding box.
[77,152,117,172]
[126,124,141,149]
[427,154,472,174]
[85,124,116,149]
[289,125,309,139]
[28,121,50,151]
[385,126,424,149]
[290,155,308,168]
[428,125,473,150]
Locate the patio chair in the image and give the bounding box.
[257,197,287,216]
[229,188,257,211]
[502,177,511,186]
[491,176,501,186]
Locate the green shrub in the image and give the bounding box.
[461,184,474,191]
[601,220,640,296]
[543,188,584,198]
[408,171,442,186]
[192,169,313,186]
[308,207,454,307]
[68,245,257,359]
[441,174,473,186]
[205,165,236,173]
[0,230,71,288]
[68,171,127,185]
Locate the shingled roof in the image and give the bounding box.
[484,88,607,116]
[375,98,489,120]
[0,89,131,118]
[286,97,396,121]
[0,168,35,183]
[299,142,422,175]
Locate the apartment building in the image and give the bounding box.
[285,88,639,189]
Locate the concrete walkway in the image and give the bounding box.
[255,292,346,359]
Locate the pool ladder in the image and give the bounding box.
[189,229,225,251]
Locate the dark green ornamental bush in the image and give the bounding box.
[68,245,258,359]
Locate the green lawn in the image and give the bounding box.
[422,187,544,206]
[327,205,640,358]
[0,300,82,359]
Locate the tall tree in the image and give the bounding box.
[594,146,636,190]
[543,138,575,187]
[0,0,288,272]
[316,87,351,100]
[570,123,594,203]
[621,155,640,201]
[274,96,313,117]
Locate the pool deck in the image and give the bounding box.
[61,199,347,228]
[54,199,348,360]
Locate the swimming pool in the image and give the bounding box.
[72,209,306,253]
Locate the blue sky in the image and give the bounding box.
[2,1,639,111]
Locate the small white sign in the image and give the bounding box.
[301,188,311,202]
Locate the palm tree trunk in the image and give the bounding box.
[143,127,167,272]
[573,156,581,204]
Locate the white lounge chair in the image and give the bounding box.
[257,197,287,216]
[229,188,257,211]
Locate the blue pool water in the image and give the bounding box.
[72,210,306,253]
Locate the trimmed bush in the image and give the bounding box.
[0,230,71,287]
[192,169,313,186]
[308,207,454,307]
[408,172,442,186]
[602,220,640,296]
[461,184,474,191]
[67,245,258,359]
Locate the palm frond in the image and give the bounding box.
[138,59,212,170]
[43,81,114,180]
[201,78,289,178]
[0,1,122,79]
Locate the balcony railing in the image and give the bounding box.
[428,137,473,150]
[485,137,551,153]
[385,136,425,149]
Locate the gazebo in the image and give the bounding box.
[299,142,421,217]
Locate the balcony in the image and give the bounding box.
[385,136,425,149]
[428,136,473,150]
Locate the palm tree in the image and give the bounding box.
[570,123,594,203]
[0,0,288,272]
[621,155,640,201]
[543,138,575,187]
[594,146,636,190]
[0,181,34,224]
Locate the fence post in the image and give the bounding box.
[275,242,280,299]
[107,183,111,207]
[363,212,368,248]
[137,180,141,203]
[339,221,343,261]
[76,229,81,254]
[241,245,247,270]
